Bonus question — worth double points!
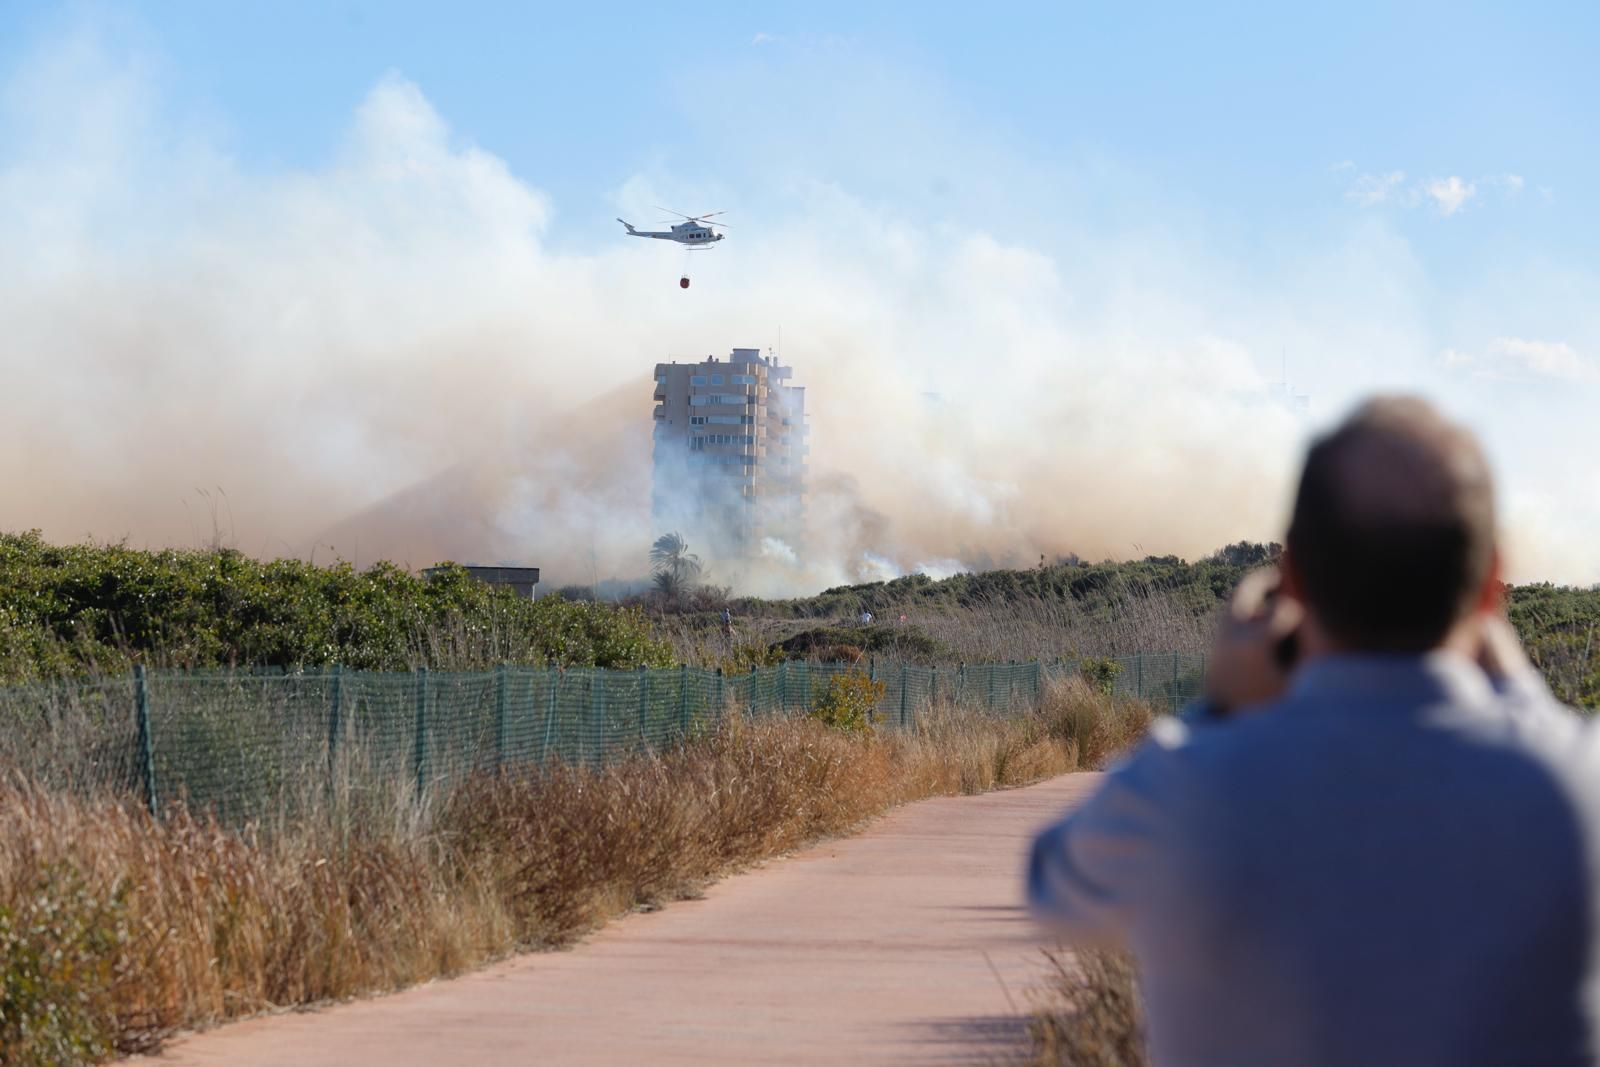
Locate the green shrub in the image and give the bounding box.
[0,865,132,1066]
[1078,657,1125,697]
[0,533,674,681]
[719,643,784,674]
[808,670,887,734]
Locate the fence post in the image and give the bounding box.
[930,665,938,708]
[715,668,724,719]
[326,664,343,783]
[899,664,909,729]
[958,663,966,704]
[749,668,757,719]
[134,665,157,818]
[494,663,509,770]
[1135,653,1145,700]
[1172,652,1181,714]
[590,669,605,767]
[869,657,876,685]
[637,667,649,748]
[988,665,998,710]
[679,664,691,737]
[778,661,787,713]
[541,671,557,764]
[413,666,429,799]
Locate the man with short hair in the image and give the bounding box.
[1028,396,1600,1066]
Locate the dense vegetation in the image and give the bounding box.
[0,532,672,682]
[741,543,1280,622]
[3,532,1597,707]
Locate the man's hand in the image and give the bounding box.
[1473,612,1534,684]
[1205,567,1304,716]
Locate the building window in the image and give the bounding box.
[731,374,757,385]
[691,375,708,386]
[710,375,724,385]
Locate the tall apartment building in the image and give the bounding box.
[652,347,807,564]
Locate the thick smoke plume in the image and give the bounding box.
[2,34,1589,591]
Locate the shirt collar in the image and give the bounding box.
[1286,650,1496,712]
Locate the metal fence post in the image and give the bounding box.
[899,664,909,729]
[541,670,557,764]
[1135,653,1145,700]
[930,666,938,707]
[679,664,690,737]
[413,666,429,799]
[748,668,757,719]
[327,664,343,784]
[715,668,724,719]
[1172,652,1181,713]
[637,667,649,748]
[134,665,157,818]
[778,661,787,713]
[958,663,966,704]
[494,663,508,770]
[590,669,605,766]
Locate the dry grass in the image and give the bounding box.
[657,590,1216,668]
[1025,948,1147,1067]
[0,680,1151,1065]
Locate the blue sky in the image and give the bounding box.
[2,2,1598,585]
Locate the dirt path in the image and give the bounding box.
[151,774,1100,1066]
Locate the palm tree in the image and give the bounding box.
[649,532,703,588]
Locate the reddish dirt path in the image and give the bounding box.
[150,774,1100,1066]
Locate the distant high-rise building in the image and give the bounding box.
[652,347,807,565]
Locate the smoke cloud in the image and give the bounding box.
[1,27,1594,590]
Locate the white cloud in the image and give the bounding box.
[751,31,778,45]
[1346,170,1406,206]
[1345,169,1531,215]
[1491,337,1600,384]
[1440,338,1600,385]
[1425,176,1476,215]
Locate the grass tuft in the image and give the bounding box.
[1025,948,1147,1067]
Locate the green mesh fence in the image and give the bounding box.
[0,653,1205,823]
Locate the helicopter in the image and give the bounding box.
[616,209,729,247]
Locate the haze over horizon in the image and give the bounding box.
[4,3,1599,591]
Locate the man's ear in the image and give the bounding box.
[1475,547,1505,614]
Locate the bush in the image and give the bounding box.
[1077,657,1125,697]
[0,864,133,1065]
[808,670,888,734]
[0,532,674,681]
